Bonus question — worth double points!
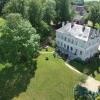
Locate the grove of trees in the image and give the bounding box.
[84,1,100,28]
[0,0,71,64]
[0,13,40,64]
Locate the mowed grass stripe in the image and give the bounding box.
[13,53,80,100]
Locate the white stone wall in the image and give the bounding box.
[56,30,100,61]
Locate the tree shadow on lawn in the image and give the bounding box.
[69,57,100,77]
[0,60,37,100]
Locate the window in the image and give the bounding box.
[76,41,78,45]
[89,42,91,46]
[67,45,69,50]
[58,35,60,38]
[64,44,66,48]
[57,41,59,45]
[61,42,62,46]
[68,38,70,42]
[71,47,73,51]
[65,37,67,41]
[72,40,74,44]
[75,49,77,55]
[61,35,63,39]
[80,51,82,55]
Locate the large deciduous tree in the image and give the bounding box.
[28,0,43,27]
[55,0,71,25]
[89,2,100,26]
[2,0,27,18]
[0,13,40,64]
[0,0,10,13]
[28,0,51,42]
[43,0,56,25]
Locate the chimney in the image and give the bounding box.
[66,21,69,24]
[71,22,74,28]
[82,24,85,32]
[62,22,65,27]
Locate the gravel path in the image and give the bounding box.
[81,76,100,92]
[65,62,100,93]
[39,51,54,54]
[39,51,100,92]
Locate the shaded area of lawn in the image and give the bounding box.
[41,46,54,52]
[13,53,80,100]
[69,57,100,79]
[0,61,37,100]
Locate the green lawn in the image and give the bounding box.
[0,18,6,27]
[12,53,80,100]
[95,74,100,81]
[41,46,54,52]
[0,18,6,37]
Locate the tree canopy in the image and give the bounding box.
[2,0,27,18]
[88,2,100,26]
[55,0,71,24]
[0,13,40,64]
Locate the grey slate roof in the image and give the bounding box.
[56,23,99,41]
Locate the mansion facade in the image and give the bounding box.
[56,22,100,61]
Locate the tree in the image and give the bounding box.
[28,0,43,27]
[0,0,10,13]
[95,23,100,29]
[89,2,100,26]
[55,0,71,25]
[0,13,40,64]
[38,20,51,42]
[2,0,27,18]
[28,0,52,42]
[74,85,94,100]
[43,0,56,24]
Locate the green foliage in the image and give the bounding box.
[74,85,95,100]
[2,0,71,42]
[96,95,100,100]
[28,0,43,27]
[95,23,100,29]
[79,75,87,83]
[55,0,71,24]
[43,0,56,24]
[0,13,40,64]
[89,2,100,26]
[0,0,10,13]
[38,20,51,41]
[0,18,6,27]
[3,0,27,18]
